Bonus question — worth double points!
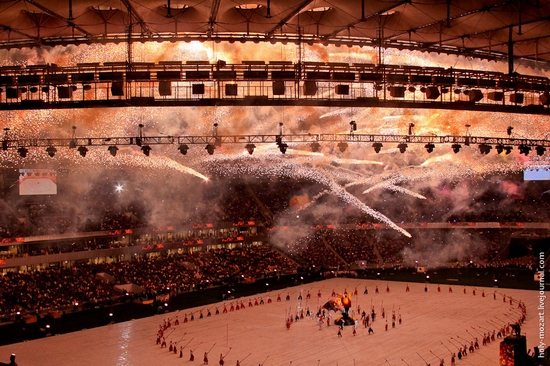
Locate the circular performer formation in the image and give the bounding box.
[0,278,540,366]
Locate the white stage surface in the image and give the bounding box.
[0,278,541,366]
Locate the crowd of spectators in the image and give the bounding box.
[0,243,298,319]
[323,229,377,264]
[0,174,547,321]
[280,231,346,269]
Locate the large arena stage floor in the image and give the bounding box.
[0,278,541,366]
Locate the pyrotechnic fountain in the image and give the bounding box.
[0,41,548,243]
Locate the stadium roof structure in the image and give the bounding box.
[0,0,550,66]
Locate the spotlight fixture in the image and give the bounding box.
[496,144,504,154]
[17,147,28,158]
[337,142,348,153]
[46,146,57,157]
[536,145,546,156]
[310,142,320,152]
[245,143,256,155]
[451,144,461,154]
[518,144,531,156]
[279,142,288,154]
[108,145,119,157]
[397,143,408,153]
[372,142,383,153]
[141,145,152,156]
[77,146,88,157]
[478,144,492,155]
[178,144,189,155]
[205,144,215,155]
[424,143,435,153]
[504,146,513,155]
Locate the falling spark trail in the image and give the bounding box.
[363,183,427,200]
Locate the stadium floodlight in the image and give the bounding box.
[337,142,348,152]
[178,144,189,155]
[77,146,88,157]
[205,144,215,155]
[478,144,492,155]
[518,144,531,156]
[17,147,28,158]
[46,146,57,157]
[310,142,320,152]
[141,145,152,156]
[108,146,118,157]
[245,143,256,155]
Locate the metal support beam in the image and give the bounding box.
[207,0,222,36]
[24,0,95,38]
[322,0,409,41]
[0,24,40,43]
[120,0,152,36]
[266,0,314,38]
[509,26,514,74]
[3,133,549,150]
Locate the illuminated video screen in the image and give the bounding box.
[19,169,57,195]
